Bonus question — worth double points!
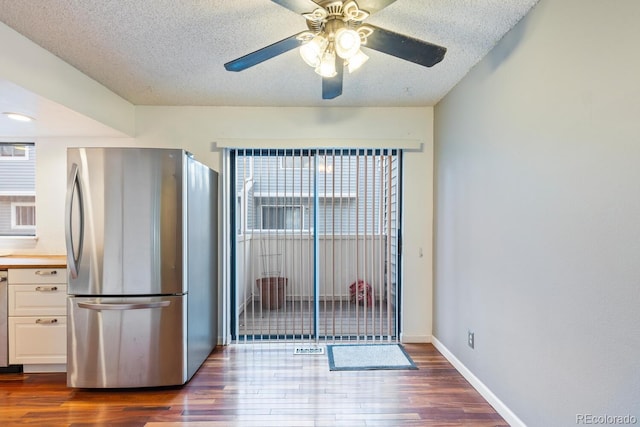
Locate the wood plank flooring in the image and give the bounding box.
[0,343,507,426]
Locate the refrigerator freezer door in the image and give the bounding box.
[66,148,185,296]
[67,295,187,388]
[185,158,218,377]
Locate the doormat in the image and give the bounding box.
[327,344,418,371]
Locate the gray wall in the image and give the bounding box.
[434,0,640,425]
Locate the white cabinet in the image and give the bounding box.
[8,268,67,371]
[9,283,67,316]
[8,317,67,365]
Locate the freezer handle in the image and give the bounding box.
[65,163,84,279]
[77,301,171,311]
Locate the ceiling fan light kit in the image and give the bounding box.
[296,1,370,78]
[224,0,447,99]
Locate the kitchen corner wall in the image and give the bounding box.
[20,106,435,343]
[434,0,640,425]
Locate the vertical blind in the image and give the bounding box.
[232,149,400,343]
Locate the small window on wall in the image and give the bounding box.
[261,205,304,230]
[0,142,36,236]
[280,155,335,172]
[12,202,35,229]
[280,156,311,169]
[0,144,29,159]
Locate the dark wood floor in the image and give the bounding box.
[0,343,507,426]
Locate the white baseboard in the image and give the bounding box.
[400,334,432,343]
[431,336,526,427]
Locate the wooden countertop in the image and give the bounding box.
[0,255,67,269]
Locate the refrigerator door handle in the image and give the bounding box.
[65,163,84,279]
[77,301,171,311]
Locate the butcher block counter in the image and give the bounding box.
[0,255,67,269]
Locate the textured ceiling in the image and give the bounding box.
[0,0,538,107]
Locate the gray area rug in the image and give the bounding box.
[327,344,418,371]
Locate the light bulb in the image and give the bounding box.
[315,49,337,78]
[334,28,361,59]
[347,50,369,73]
[300,35,328,68]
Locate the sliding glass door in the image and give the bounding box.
[230,149,401,343]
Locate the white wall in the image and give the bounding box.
[434,0,640,425]
[1,13,435,342]
[3,104,435,342]
[134,106,435,342]
[0,22,135,136]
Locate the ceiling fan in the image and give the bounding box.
[224,0,447,100]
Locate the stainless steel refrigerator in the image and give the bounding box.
[65,147,217,388]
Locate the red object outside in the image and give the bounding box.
[349,280,373,306]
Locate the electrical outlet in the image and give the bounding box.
[468,331,475,349]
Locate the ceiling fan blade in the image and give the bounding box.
[322,58,344,100]
[356,0,398,15]
[271,0,320,14]
[224,32,306,72]
[363,25,446,68]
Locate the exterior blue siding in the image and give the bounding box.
[235,150,392,235]
[0,143,36,235]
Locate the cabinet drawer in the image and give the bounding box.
[9,284,67,316]
[9,268,67,284]
[8,316,67,365]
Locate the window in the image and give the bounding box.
[0,144,29,159]
[280,155,334,172]
[0,142,36,236]
[280,156,311,169]
[260,205,304,230]
[11,202,35,229]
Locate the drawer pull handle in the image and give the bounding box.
[35,286,59,292]
[36,318,58,325]
[35,270,58,276]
